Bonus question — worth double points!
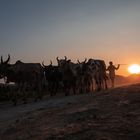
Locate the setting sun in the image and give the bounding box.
[128,64,140,74]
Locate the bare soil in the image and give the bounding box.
[0,84,140,140]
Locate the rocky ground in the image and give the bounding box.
[0,84,140,140]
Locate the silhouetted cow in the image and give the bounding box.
[87,59,108,91]
[0,55,44,105]
[56,56,79,95]
[42,61,63,96]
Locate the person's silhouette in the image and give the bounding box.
[106,61,120,88]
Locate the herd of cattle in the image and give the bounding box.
[0,55,108,105]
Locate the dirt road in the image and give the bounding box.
[0,84,140,140]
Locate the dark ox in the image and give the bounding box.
[42,61,63,96]
[56,56,79,95]
[0,55,44,105]
[56,57,92,95]
[77,59,94,93]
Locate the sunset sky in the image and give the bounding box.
[1,0,140,76]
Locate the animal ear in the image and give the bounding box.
[64,56,67,60]
[5,54,10,64]
[1,56,3,64]
[56,57,59,61]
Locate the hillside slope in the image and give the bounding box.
[0,84,140,140]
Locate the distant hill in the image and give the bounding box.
[126,74,140,83]
[115,74,127,83]
[106,74,128,87]
[107,74,140,87]
[114,74,140,86]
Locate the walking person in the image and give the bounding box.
[106,61,120,88]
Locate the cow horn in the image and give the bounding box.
[1,56,3,64]
[42,61,46,67]
[50,60,52,65]
[77,60,80,64]
[84,58,87,63]
[64,56,67,60]
[4,54,10,64]
[56,57,59,61]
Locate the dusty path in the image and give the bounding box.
[0,94,87,130]
[0,84,140,140]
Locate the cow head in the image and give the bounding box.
[56,56,67,67]
[42,60,52,68]
[76,58,87,74]
[77,58,87,67]
[42,60,54,78]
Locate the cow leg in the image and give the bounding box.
[53,82,58,96]
[104,79,108,89]
[95,79,101,91]
[64,81,69,96]
[22,83,27,104]
[12,87,18,106]
[33,83,38,102]
[51,83,54,96]
[50,82,54,96]
[72,85,76,95]
[12,83,22,106]
[39,82,43,99]
[54,82,59,96]
[47,81,54,96]
[35,82,43,101]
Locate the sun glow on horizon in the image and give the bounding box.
[128,64,140,74]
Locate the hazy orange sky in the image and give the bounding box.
[1,0,140,76]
